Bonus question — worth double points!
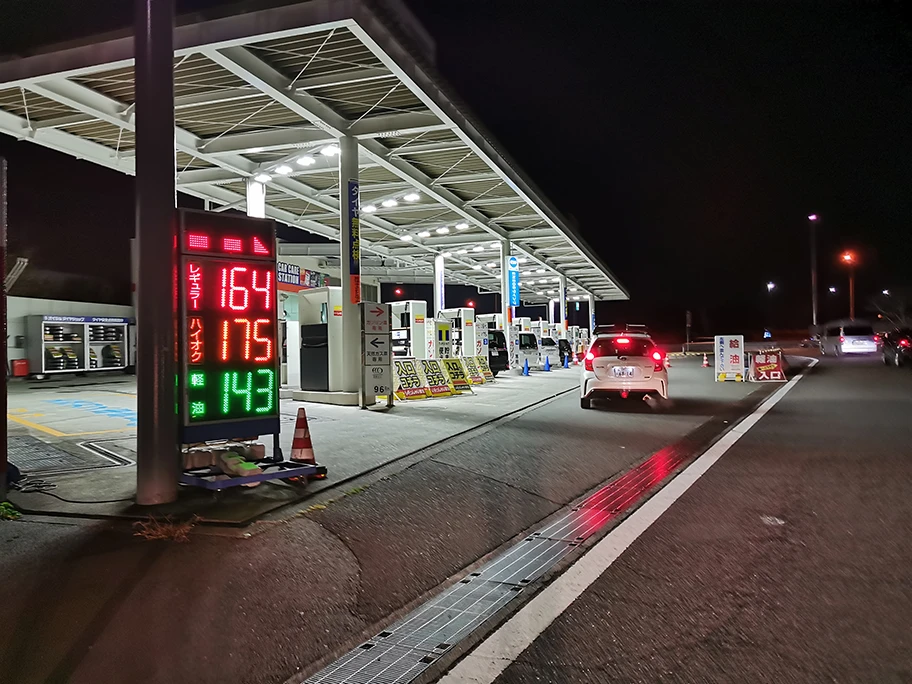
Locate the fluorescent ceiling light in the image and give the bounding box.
[253,173,271,183]
[552,277,560,282]
[417,231,431,238]
[320,144,340,156]
[489,242,499,249]
[487,262,497,268]
[457,249,468,255]
[456,222,469,231]
[536,291,544,296]
[275,164,293,175]
[403,192,421,202]
[296,155,316,167]
[536,269,546,274]
[473,246,484,252]
[518,257,528,263]
[538,279,548,284]
[436,226,450,234]
[362,205,377,213]
[442,252,452,257]
[381,199,398,208]
[399,234,413,241]
[472,264,482,270]
[547,290,556,294]
[248,147,264,153]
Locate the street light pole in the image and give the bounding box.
[849,269,855,320]
[808,214,819,329]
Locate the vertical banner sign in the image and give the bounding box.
[561,281,568,332]
[714,335,745,382]
[348,180,361,305]
[177,210,280,442]
[507,255,520,307]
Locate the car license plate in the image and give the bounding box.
[612,366,635,378]
[490,350,499,356]
[853,340,866,345]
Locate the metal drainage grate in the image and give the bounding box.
[303,443,695,684]
[7,436,123,475]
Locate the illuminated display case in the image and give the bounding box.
[26,315,131,375]
[176,210,280,443]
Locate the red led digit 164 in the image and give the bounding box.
[219,266,272,311]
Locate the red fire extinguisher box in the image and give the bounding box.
[11,359,29,377]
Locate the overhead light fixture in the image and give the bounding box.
[536,291,545,296]
[456,222,469,231]
[320,144,340,157]
[248,147,264,153]
[487,262,497,268]
[489,242,499,249]
[536,269,546,274]
[538,279,548,284]
[296,155,316,167]
[547,290,556,295]
[381,198,398,208]
[473,246,484,252]
[457,249,468,255]
[399,234,413,241]
[552,277,560,283]
[472,264,482,270]
[569,287,578,292]
[436,226,450,234]
[518,257,528,263]
[253,173,271,183]
[275,164,293,175]
[362,204,377,213]
[403,192,421,202]
[417,231,431,238]
[442,251,453,257]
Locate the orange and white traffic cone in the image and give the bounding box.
[291,407,316,465]
[702,353,709,368]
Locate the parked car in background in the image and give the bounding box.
[486,329,509,376]
[881,328,912,368]
[539,337,561,369]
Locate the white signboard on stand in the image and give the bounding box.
[714,335,745,382]
[361,302,392,404]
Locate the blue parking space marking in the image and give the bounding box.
[44,399,138,427]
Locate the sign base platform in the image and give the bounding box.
[180,460,327,491]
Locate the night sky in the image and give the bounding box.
[1,1,909,338]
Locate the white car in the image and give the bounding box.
[539,337,561,369]
[580,332,668,408]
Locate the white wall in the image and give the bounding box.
[7,296,134,361]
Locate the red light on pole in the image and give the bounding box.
[394,287,403,296]
[467,300,475,308]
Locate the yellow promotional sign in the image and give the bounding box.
[475,355,495,381]
[394,358,430,399]
[421,359,454,397]
[441,358,472,393]
[463,356,485,384]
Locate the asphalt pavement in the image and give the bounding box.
[483,354,912,684]
[0,358,765,684]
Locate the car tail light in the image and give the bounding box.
[874,335,881,343]
[900,339,910,348]
[651,350,664,372]
[840,335,845,344]
[584,351,595,371]
[615,337,630,345]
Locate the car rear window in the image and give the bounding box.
[519,333,538,350]
[591,336,655,356]
[488,331,507,348]
[843,325,874,336]
[541,338,557,347]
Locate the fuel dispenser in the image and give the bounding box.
[514,316,532,333]
[298,287,341,391]
[477,313,505,331]
[440,307,476,358]
[426,318,453,359]
[390,300,428,359]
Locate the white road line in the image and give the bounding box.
[438,359,818,683]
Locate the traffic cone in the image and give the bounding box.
[290,407,316,465]
[563,354,570,369]
[522,359,530,376]
[544,355,551,372]
[702,353,709,368]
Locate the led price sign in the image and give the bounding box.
[177,210,279,442]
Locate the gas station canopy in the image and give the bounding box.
[0,0,627,305]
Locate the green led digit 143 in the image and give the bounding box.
[221,369,275,415]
